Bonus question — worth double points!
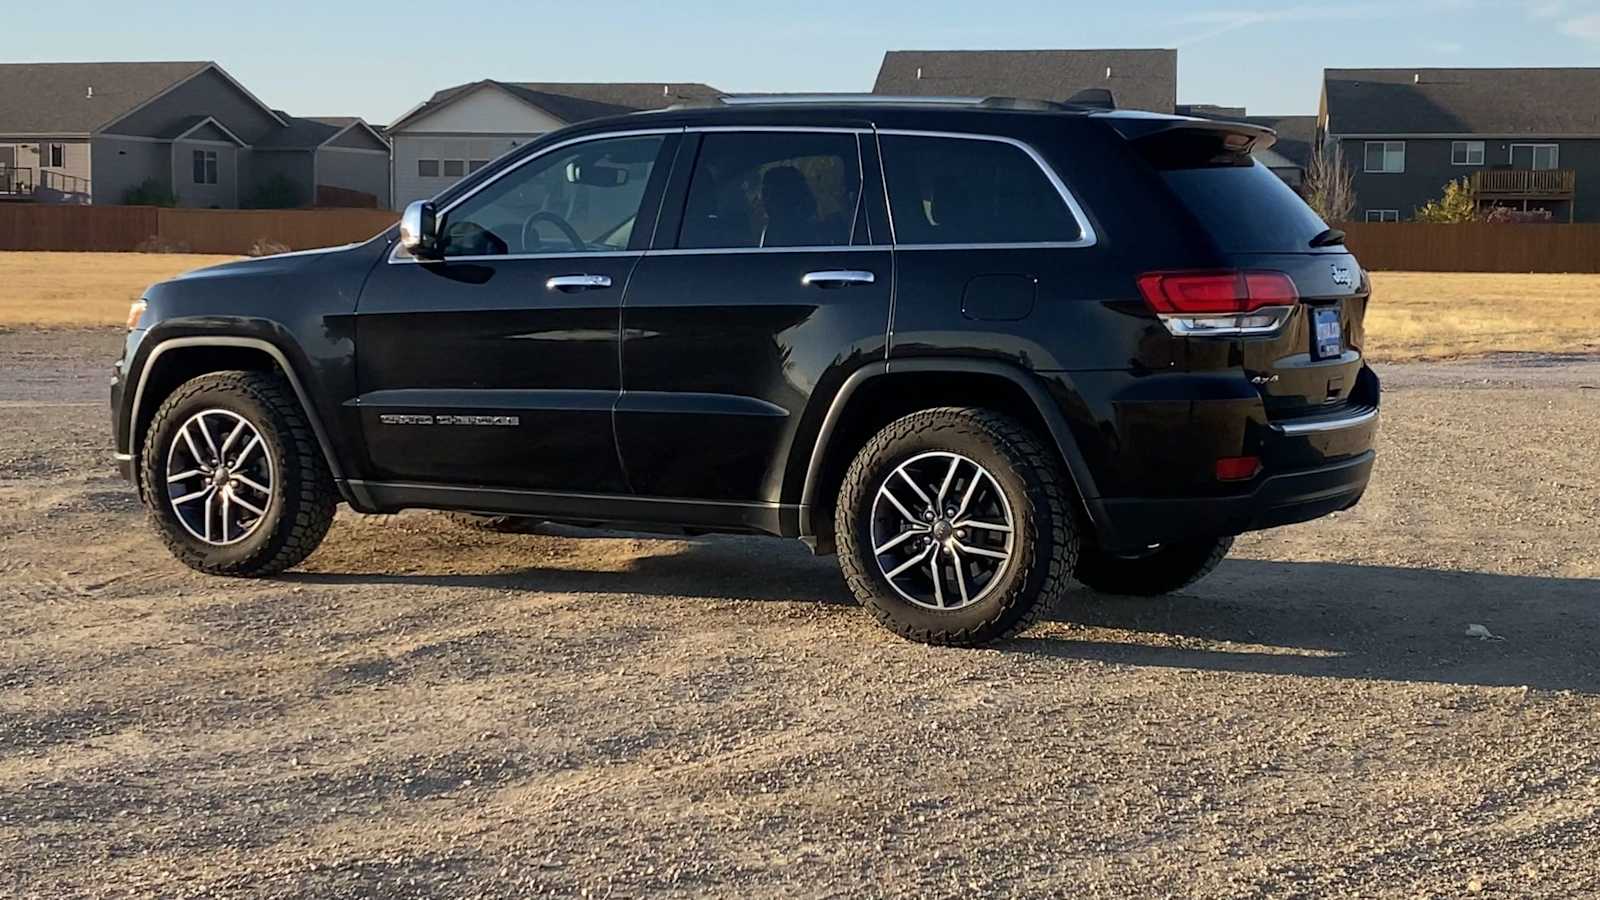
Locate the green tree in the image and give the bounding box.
[1415,178,1478,223]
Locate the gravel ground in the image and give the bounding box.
[2,328,1598,899]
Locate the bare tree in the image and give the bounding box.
[1303,144,1356,224]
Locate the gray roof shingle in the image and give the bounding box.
[395,80,723,131]
[872,49,1177,113]
[0,61,211,134]
[1245,115,1316,169]
[1324,68,1600,135]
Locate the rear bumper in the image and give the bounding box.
[1096,450,1375,551]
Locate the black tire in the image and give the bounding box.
[447,513,545,534]
[1074,536,1234,596]
[836,408,1079,646]
[140,370,337,576]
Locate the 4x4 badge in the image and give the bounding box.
[1330,264,1354,287]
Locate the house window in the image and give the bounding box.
[442,160,466,177]
[1365,209,1400,223]
[468,159,489,173]
[1451,141,1484,166]
[1363,141,1405,174]
[418,159,440,177]
[43,143,65,168]
[1510,144,1559,171]
[192,149,218,185]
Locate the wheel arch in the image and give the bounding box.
[127,336,346,492]
[798,358,1111,553]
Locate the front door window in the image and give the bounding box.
[436,134,666,257]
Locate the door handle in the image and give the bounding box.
[801,270,876,289]
[546,274,613,292]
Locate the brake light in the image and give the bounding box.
[1136,271,1298,314]
[1136,270,1298,336]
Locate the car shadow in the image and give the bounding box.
[284,533,1600,694]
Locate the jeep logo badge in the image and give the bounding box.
[1330,264,1354,288]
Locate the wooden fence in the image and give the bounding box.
[2,205,1600,273]
[1340,223,1600,273]
[0,205,397,255]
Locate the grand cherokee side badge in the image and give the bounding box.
[379,414,520,426]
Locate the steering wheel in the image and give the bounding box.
[520,211,586,253]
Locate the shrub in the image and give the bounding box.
[243,174,302,209]
[247,238,292,257]
[123,177,177,207]
[134,236,192,253]
[1481,206,1554,224]
[1415,178,1478,223]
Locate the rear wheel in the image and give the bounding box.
[141,371,337,576]
[1074,536,1233,596]
[836,408,1078,646]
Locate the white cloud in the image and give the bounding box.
[1171,1,1477,46]
[1563,12,1600,37]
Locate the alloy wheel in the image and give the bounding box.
[164,408,275,546]
[869,451,1016,611]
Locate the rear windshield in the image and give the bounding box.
[1141,130,1332,254]
[1161,164,1331,254]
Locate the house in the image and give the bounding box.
[0,61,390,209]
[1320,68,1600,223]
[387,81,722,208]
[1178,105,1316,189]
[872,49,1178,113]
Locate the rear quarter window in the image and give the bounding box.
[880,134,1084,245]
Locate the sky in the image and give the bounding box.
[8,0,1600,124]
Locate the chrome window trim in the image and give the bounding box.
[648,245,890,257]
[875,129,1099,249]
[389,249,643,265]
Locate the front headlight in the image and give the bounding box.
[126,299,147,331]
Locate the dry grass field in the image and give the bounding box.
[1366,271,1600,361]
[1,252,1597,362]
[0,252,239,328]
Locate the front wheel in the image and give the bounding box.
[141,370,337,576]
[1073,536,1234,596]
[836,408,1079,646]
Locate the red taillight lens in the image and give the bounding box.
[1137,271,1299,315]
[1215,456,1262,482]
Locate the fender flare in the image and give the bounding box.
[127,335,346,482]
[797,357,1111,541]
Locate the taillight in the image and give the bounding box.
[1137,270,1298,336]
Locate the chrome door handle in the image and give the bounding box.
[801,270,876,288]
[546,274,613,292]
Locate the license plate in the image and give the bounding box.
[1312,307,1342,360]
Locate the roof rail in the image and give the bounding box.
[651,93,1100,113]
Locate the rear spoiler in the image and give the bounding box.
[1096,113,1279,154]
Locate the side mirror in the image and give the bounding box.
[399,200,440,259]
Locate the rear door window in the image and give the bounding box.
[879,134,1084,245]
[678,131,864,250]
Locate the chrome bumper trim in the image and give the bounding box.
[1273,406,1379,436]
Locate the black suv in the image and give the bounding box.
[111,96,1378,646]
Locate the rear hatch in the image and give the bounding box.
[1119,118,1372,422]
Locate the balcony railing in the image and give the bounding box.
[1470,169,1576,197]
[1,165,35,197]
